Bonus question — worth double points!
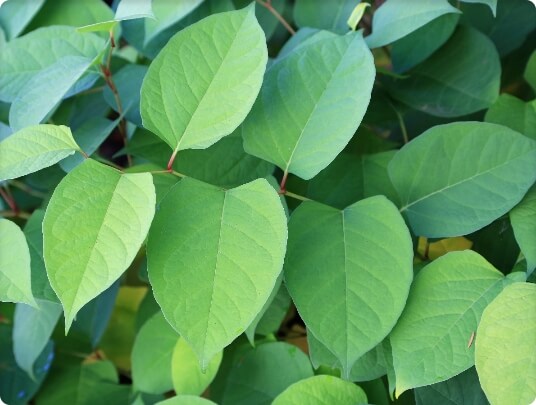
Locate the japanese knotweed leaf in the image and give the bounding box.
[284,195,413,377]
[0,219,36,307]
[390,250,522,396]
[242,31,375,180]
[0,124,81,182]
[218,342,313,405]
[132,312,178,394]
[475,283,536,405]
[485,94,536,141]
[13,300,62,379]
[365,0,460,48]
[384,26,500,117]
[43,159,156,331]
[140,5,267,155]
[157,397,216,405]
[272,375,367,405]
[172,337,222,396]
[147,177,287,368]
[510,185,536,275]
[0,26,104,102]
[293,0,358,34]
[389,122,536,238]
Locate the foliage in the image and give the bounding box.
[0,0,535,404]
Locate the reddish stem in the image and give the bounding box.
[256,0,296,35]
[279,171,289,194]
[167,150,178,172]
[0,187,18,215]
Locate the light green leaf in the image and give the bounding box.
[348,3,370,31]
[144,0,203,45]
[0,219,36,307]
[389,122,536,238]
[414,367,488,405]
[284,196,413,377]
[140,5,267,154]
[365,0,459,48]
[0,26,105,102]
[391,13,459,73]
[0,0,45,40]
[157,397,217,405]
[0,124,80,182]
[475,282,536,405]
[13,300,62,379]
[510,185,536,276]
[525,51,536,92]
[390,250,518,396]
[242,32,375,180]
[9,56,94,131]
[132,312,178,394]
[485,93,536,141]
[23,210,57,302]
[43,159,156,331]
[385,26,500,117]
[219,342,313,404]
[147,177,287,367]
[172,338,222,395]
[115,0,154,20]
[77,20,118,33]
[272,375,367,405]
[460,0,497,16]
[294,0,358,34]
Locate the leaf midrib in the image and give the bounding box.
[400,148,535,212]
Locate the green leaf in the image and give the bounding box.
[27,0,114,31]
[172,338,222,395]
[147,177,287,367]
[510,186,536,275]
[460,0,497,16]
[525,51,536,92]
[36,360,130,405]
[245,275,291,342]
[389,122,536,238]
[242,32,375,180]
[391,13,460,73]
[132,312,178,394]
[285,196,413,377]
[390,250,518,396]
[144,0,203,45]
[140,5,267,154]
[13,300,62,379]
[385,26,500,117]
[365,0,459,48]
[308,332,391,382]
[43,159,156,331]
[115,0,154,20]
[218,342,313,405]
[0,0,45,40]
[0,219,36,307]
[157,397,217,405]
[294,0,358,34]
[23,210,58,302]
[9,56,94,131]
[306,151,399,209]
[0,26,105,102]
[0,124,80,181]
[0,324,53,405]
[485,94,536,141]
[414,367,488,405]
[475,282,536,405]
[272,375,368,405]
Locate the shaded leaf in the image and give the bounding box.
[510,186,536,275]
[294,0,357,34]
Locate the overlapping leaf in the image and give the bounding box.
[243,31,375,180]
[147,178,287,367]
[285,196,413,377]
[43,159,156,330]
[389,122,536,237]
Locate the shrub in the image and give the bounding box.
[0,0,535,404]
